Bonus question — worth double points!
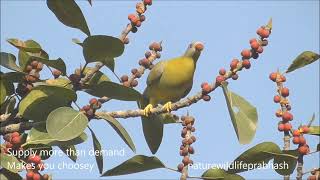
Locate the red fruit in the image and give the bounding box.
[26,65,33,72]
[26,171,34,180]
[269,72,277,82]
[241,49,251,59]
[230,59,239,70]
[307,175,317,180]
[202,83,211,94]
[298,145,309,155]
[11,136,21,145]
[31,61,39,68]
[256,27,264,36]
[182,156,190,165]
[145,51,152,58]
[242,60,251,69]
[177,163,184,172]
[143,0,152,5]
[281,87,289,97]
[301,125,310,133]
[140,15,146,22]
[280,75,286,82]
[33,173,41,180]
[121,75,129,82]
[278,123,285,131]
[131,80,138,87]
[11,132,20,138]
[283,123,292,131]
[188,146,195,154]
[149,42,162,51]
[273,95,281,103]
[282,112,293,122]
[135,20,142,27]
[231,74,239,80]
[28,155,41,164]
[249,38,257,44]
[260,29,270,38]
[250,41,260,50]
[292,130,300,137]
[36,62,43,71]
[292,137,300,144]
[215,76,225,85]
[89,98,98,105]
[299,136,306,145]
[256,46,264,54]
[128,14,135,21]
[82,105,91,111]
[42,174,49,180]
[219,68,226,75]
[52,69,62,78]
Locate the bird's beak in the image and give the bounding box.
[194,42,204,52]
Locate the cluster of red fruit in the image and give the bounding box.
[177,116,196,172]
[269,72,293,132]
[120,41,162,88]
[80,98,102,119]
[25,155,48,180]
[2,132,22,154]
[125,0,152,44]
[201,25,271,100]
[1,132,49,180]
[16,60,43,97]
[292,127,310,155]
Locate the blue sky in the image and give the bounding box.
[1,0,319,179]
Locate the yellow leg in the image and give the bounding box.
[143,104,153,117]
[162,101,173,113]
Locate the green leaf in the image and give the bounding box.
[0,96,16,114]
[47,0,91,36]
[88,126,103,174]
[97,114,136,153]
[0,168,23,180]
[58,145,77,162]
[227,142,281,173]
[45,78,72,89]
[202,168,244,180]
[25,128,88,147]
[221,82,258,144]
[103,58,115,72]
[0,153,23,173]
[0,80,7,105]
[47,107,88,141]
[23,144,53,160]
[82,35,124,64]
[0,52,22,72]
[82,67,110,86]
[142,115,164,154]
[85,81,142,101]
[101,155,165,176]
[286,51,320,73]
[267,150,299,176]
[0,72,25,84]
[18,85,77,121]
[307,126,320,136]
[7,39,41,53]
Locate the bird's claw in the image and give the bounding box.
[143,104,153,117]
[162,101,173,113]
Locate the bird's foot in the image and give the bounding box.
[162,101,173,113]
[143,104,153,117]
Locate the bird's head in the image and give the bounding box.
[183,41,204,63]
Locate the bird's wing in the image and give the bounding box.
[147,60,166,86]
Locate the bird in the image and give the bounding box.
[139,41,204,154]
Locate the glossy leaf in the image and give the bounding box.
[47,0,91,36]
[97,114,136,152]
[227,142,281,173]
[286,51,320,73]
[307,126,320,136]
[88,127,103,174]
[101,155,165,176]
[18,49,48,70]
[0,96,16,114]
[221,82,258,144]
[0,80,7,105]
[23,144,53,160]
[85,81,141,101]
[202,168,244,180]
[142,115,164,154]
[0,169,23,180]
[267,150,299,175]
[0,72,25,83]
[82,35,124,63]
[0,52,22,72]
[45,78,72,89]
[0,153,23,173]
[7,39,41,53]
[18,85,77,121]
[58,145,77,162]
[47,107,88,141]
